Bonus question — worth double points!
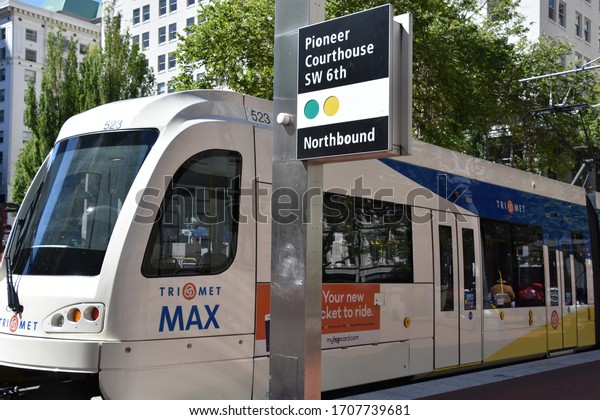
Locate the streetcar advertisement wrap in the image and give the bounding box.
[255,283,381,355]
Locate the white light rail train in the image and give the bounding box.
[0,91,597,399]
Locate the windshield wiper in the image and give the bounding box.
[5,257,23,315]
[4,182,43,315]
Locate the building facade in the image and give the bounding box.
[520,0,600,63]
[0,0,100,203]
[114,0,207,95]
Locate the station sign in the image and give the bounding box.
[296,4,411,161]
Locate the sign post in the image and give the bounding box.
[270,0,324,400]
[271,2,411,399]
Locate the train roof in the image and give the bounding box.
[56,90,272,141]
[400,139,587,206]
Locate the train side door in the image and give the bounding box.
[433,210,459,368]
[547,235,578,351]
[457,215,482,365]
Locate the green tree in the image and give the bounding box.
[12,1,154,204]
[173,0,595,181]
[172,0,274,98]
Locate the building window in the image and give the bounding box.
[1,28,5,40]
[25,29,37,42]
[0,47,6,60]
[158,54,166,72]
[25,49,37,62]
[142,32,150,49]
[159,0,167,16]
[0,68,5,81]
[158,26,166,44]
[25,69,36,82]
[132,35,140,45]
[169,0,177,13]
[157,82,166,95]
[186,17,195,28]
[169,23,177,41]
[80,43,89,55]
[0,152,3,164]
[0,89,4,102]
[133,8,141,25]
[143,4,151,21]
[0,130,3,143]
[548,0,556,21]
[576,12,582,38]
[168,52,176,69]
[187,0,195,6]
[584,17,591,42]
[0,110,4,123]
[559,2,566,27]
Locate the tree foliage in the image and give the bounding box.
[172,0,274,98]
[11,1,154,204]
[173,0,599,183]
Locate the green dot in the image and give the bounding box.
[304,100,319,119]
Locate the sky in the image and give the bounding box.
[20,0,100,7]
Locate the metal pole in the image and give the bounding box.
[270,0,324,399]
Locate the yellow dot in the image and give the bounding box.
[323,96,339,116]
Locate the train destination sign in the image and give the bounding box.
[297,4,409,161]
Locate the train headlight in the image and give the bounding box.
[43,303,105,333]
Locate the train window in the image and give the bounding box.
[322,193,413,283]
[548,240,559,306]
[141,150,242,277]
[481,219,544,308]
[573,232,588,305]
[439,225,454,311]
[562,238,573,305]
[462,228,476,310]
[10,129,158,276]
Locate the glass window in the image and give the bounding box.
[9,130,158,276]
[142,150,242,277]
[159,0,167,16]
[0,47,6,60]
[157,54,166,72]
[584,17,591,42]
[462,228,476,310]
[548,239,559,306]
[133,8,141,25]
[576,12,583,37]
[143,4,150,21]
[548,0,556,21]
[439,225,454,311]
[169,23,177,41]
[0,68,5,81]
[169,0,178,12]
[573,232,588,304]
[559,2,567,27]
[142,32,150,49]
[481,220,544,308]
[168,52,176,69]
[0,89,4,102]
[158,26,166,44]
[322,193,413,283]
[562,237,573,305]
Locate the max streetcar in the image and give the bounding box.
[0,90,597,399]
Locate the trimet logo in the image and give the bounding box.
[496,199,526,215]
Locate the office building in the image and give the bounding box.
[0,0,100,203]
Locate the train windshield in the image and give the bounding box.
[10,130,158,276]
